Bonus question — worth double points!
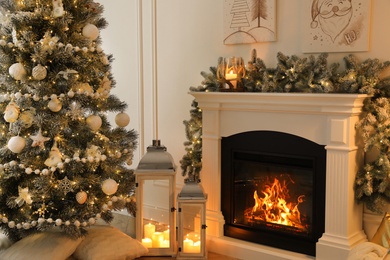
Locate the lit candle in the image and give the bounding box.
[143,223,155,239]
[163,229,170,241]
[183,238,194,253]
[192,241,201,253]
[161,239,170,248]
[225,70,237,80]
[141,238,152,248]
[152,232,164,247]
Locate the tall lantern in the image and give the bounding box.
[177,178,208,259]
[135,140,177,256]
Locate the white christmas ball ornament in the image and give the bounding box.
[9,63,26,80]
[86,115,102,131]
[102,178,118,195]
[115,112,130,127]
[32,64,47,80]
[82,23,99,40]
[76,191,87,204]
[8,136,26,153]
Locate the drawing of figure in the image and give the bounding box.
[310,0,353,42]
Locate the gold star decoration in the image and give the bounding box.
[30,128,50,150]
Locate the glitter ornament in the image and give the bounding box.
[9,63,26,80]
[44,142,62,167]
[115,112,130,127]
[76,191,87,204]
[48,97,62,112]
[86,115,102,131]
[82,23,99,40]
[32,64,47,80]
[52,0,65,18]
[102,178,118,195]
[4,101,20,123]
[18,108,35,128]
[8,136,26,153]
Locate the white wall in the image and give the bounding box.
[99,0,390,198]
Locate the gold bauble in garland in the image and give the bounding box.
[102,179,118,195]
[86,115,102,131]
[76,191,87,204]
[32,64,47,80]
[115,112,130,127]
[9,63,26,80]
[8,136,26,153]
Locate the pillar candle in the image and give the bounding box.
[163,229,170,241]
[183,238,194,253]
[161,239,170,248]
[152,232,164,247]
[192,241,201,253]
[143,223,155,239]
[141,238,152,248]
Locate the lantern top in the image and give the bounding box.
[178,179,207,200]
[136,140,176,171]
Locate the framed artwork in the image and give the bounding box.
[223,0,276,45]
[302,0,371,53]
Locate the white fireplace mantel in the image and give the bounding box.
[191,92,369,260]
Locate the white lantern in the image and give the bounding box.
[177,179,208,260]
[135,140,176,256]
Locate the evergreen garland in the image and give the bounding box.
[181,49,390,213]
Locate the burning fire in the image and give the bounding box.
[244,177,307,230]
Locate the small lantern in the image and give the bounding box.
[135,140,176,256]
[177,179,208,259]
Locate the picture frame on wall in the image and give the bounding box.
[223,0,276,45]
[302,0,371,53]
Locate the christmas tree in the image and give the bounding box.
[0,0,137,241]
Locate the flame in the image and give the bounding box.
[245,178,306,230]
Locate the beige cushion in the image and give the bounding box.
[73,225,148,260]
[0,229,83,260]
[371,212,390,248]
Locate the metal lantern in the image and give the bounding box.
[135,140,177,256]
[177,179,208,259]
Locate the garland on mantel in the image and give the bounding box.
[180,49,390,213]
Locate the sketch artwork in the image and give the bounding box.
[223,0,276,45]
[303,0,371,53]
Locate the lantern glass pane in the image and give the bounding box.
[141,179,170,248]
[181,204,202,254]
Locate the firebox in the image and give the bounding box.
[221,131,326,256]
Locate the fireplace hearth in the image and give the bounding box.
[221,131,326,256]
[191,92,368,259]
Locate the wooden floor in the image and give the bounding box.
[137,252,240,260]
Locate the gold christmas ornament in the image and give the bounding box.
[115,112,130,127]
[82,23,99,40]
[18,108,36,128]
[48,97,62,112]
[8,136,26,153]
[44,142,62,167]
[102,178,118,195]
[9,63,27,80]
[32,64,47,80]
[86,115,102,131]
[76,191,87,204]
[4,101,20,123]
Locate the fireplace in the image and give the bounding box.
[221,131,326,256]
[191,92,369,259]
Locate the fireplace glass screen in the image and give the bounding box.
[221,131,326,256]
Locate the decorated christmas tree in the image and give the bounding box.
[0,0,137,241]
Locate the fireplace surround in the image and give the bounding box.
[191,92,369,259]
